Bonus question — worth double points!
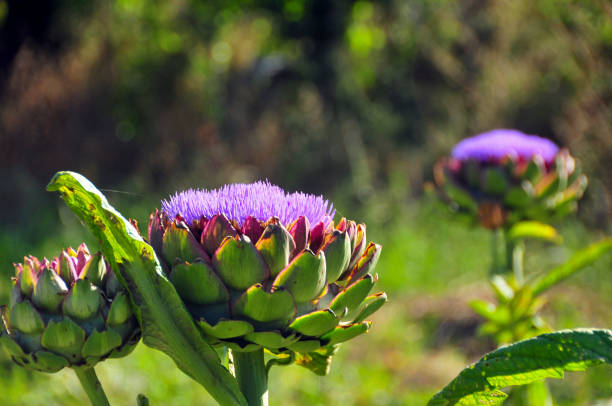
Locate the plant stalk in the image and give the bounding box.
[490,228,506,275]
[73,367,110,406]
[232,349,268,406]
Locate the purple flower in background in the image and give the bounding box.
[451,129,559,163]
[162,180,335,226]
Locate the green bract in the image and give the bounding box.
[0,244,140,373]
[149,212,386,375]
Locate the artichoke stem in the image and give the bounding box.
[489,228,506,275]
[73,366,111,406]
[232,349,268,406]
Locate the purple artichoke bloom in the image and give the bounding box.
[451,129,559,164]
[162,180,335,228]
[435,129,587,229]
[148,181,385,373]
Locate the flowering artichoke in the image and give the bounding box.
[434,129,587,229]
[148,181,386,373]
[0,244,140,373]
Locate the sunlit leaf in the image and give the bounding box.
[428,329,612,406]
[47,171,246,406]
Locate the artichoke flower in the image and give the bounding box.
[434,129,587,229]
[0,244,140,373]
[148,181,386,374]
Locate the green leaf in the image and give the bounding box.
[507,221,561,244]
[47,171,246,406]
[532,237,612,296]
[428,329,612,406]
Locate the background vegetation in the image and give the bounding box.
[0,0,611,404]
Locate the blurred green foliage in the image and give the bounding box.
[1,0,612,404]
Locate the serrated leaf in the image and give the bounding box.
[47,171,246,406]
[428,329,612,406]
[532,238,612,296]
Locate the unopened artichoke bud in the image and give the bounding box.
[435,129,588,229]
[0,244,141,373]
[151,181,387,374]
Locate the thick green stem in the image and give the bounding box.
[232,349,268,406]
[73,367,110,406]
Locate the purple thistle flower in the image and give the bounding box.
[162,180,336,227]
[451,129,559,163]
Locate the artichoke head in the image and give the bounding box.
[0,244,141,373]
[435,148,587,229]
[149,210,386,374]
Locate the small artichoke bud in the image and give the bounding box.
[256,220,296,277]
[1,244,141,373]
[32,268,68,313]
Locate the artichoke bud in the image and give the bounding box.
[169,261,229,305]
[162,222,209,265]
[242,216,264,244]
[32,268,68,313]
[256,219,296,277]
[212,234,268,290]
[17,259,37,297]
[288,216,310,256]
[1,245,141,372]
[63,280,103,320]
[201,214,237,256]
[321,231,351,283]
[273,250,326,303]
